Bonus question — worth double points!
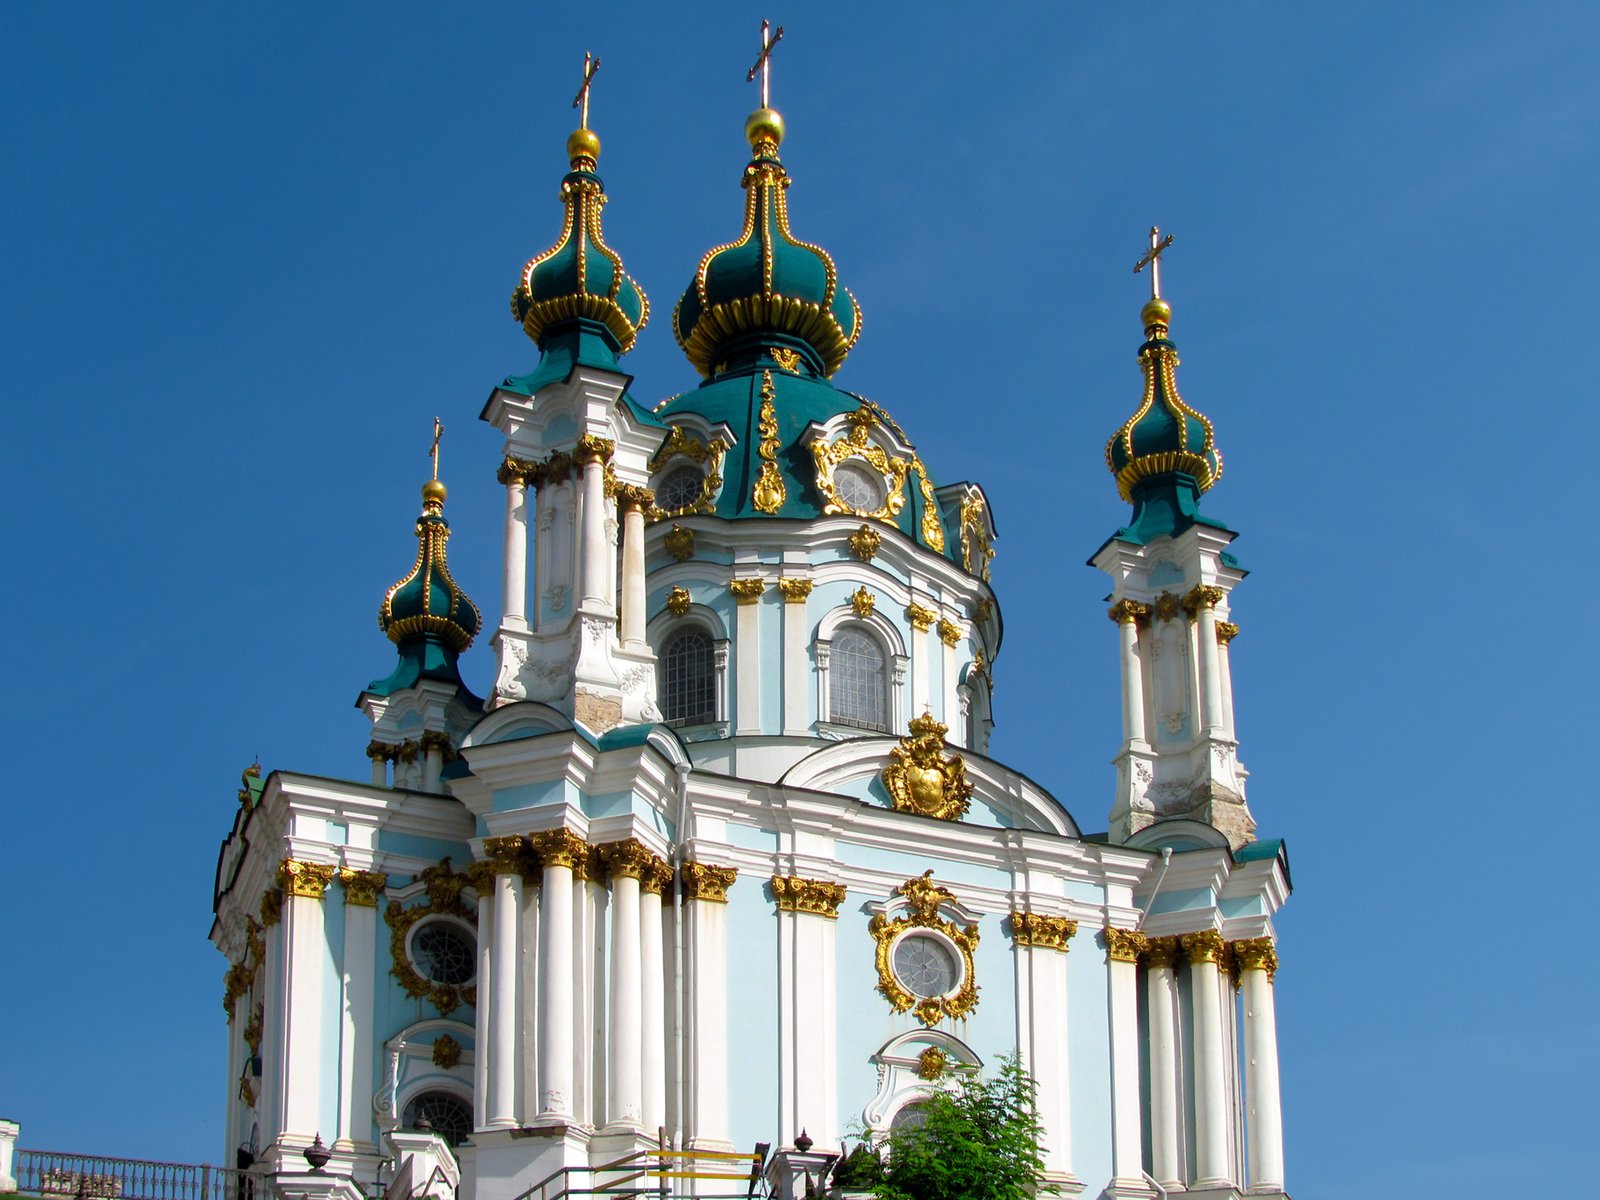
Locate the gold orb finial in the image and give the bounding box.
[421,478,447,509]
[567,127,601,166]
[745,107,785,153]
[1141,296,1172,332]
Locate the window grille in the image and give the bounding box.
[661,628,716,726]
[657,465,704,511]
[401,1091,472,1147]
[830,628,887,731]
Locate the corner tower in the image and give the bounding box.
[1091,228,1253,847]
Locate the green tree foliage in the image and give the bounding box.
[859,1052,1046,1200]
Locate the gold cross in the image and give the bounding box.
[1133,226,1175,300]
[745,20,785,109]
[572,51,601,129]
[429,417,444,481]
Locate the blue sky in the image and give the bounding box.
[3,5,1594,1197]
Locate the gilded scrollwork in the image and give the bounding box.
[277,859,337,901]
[598,838,662,882]
[664,524,696,562]
[936,619,963,648]
[752,371,787,514]
[1230,936,1279,981]
[1142,935,1182,970]
[811,405,910,522]
[777,577,814,603]
[730,578,767,605]
[1215,620,1240,644]
[497,455,540,487]
[1101,926,1150,963]
[1154,592,1183,622]
[259,888,283,928]
[882,713,974,821]
[868,871,980,1027]
[431,1033,462,1070]
[529,828,590,872]
[1180,928,1227,965]
[1107,598,1152,626]
[973,598,993,624]
[339,869,389,908]
[850,586,876,618]
[769,347,802,373]
[916,1046,949,1080]
[572,434,615,467]
[641,858,676,897]
[1182,584,1226,617]
[1007,912,1079,951]
[384,856,477,1016]
[958,491,994,581]
[666,586,693,616]
[680,861,738,902]
[849,524,882,561]
[770,874,847,918]
[237,762,261,808]
[483,835,530,877]
[905,602,936,632]
[649,426,728,519]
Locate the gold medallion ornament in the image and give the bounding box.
[666,586,692,616]
[916,1046,949,1080]
[664,524,695,562]
[882,713,975,822]
[811,405,910,522]
[850,586,876,618]
[869,871,980,1026]
[431,1034,462,1070]
[849,524,881,561]
[752,371,787,514]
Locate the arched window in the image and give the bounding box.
[401,1090,472,1147]
[830,627,888,731]
[661,628,716,726]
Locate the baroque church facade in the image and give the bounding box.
[211,57,1292,1200]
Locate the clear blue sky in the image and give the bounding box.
[3,5,1594,1197]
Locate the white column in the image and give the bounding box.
[421,740,444,793]
[939,622,961,743]
[1238,939,1284,1192]
[774,878,842,1150]
[620,493,648,650]
[781,581,812,735]
[1012,917,1076,1183]
[578,443,611,610]
[733,581,763,735]
[486,859,523,1127]
[473,879,492,1131]
[337,870,384,1151]
[1189,588,1226,736]
[368,746,388,787]
[909,611,931,716]
[277,863,335,1145]
[1217,624,1238,739]
[1103,928,1147,1188]
[1184,930,1232,1187]
[1110,601,1151,747]
[683,863,736,1150]
[1145,938,1183,1189]
[603,845,645,1131]
[534,833,582,1122]
[640,868,668,1138]
[500,464,530,627]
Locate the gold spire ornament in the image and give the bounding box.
[1133,225,1175,333]
[881,713,975,821]
[745,20,785,109]
[572,51,600,129]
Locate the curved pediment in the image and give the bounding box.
[1125,817,1232,853]
[780,735,1081,837]
[459,700,575,749]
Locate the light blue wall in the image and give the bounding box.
[723,886,780,1152]
[835,841,1003,893]
[1067,947,1114,1187]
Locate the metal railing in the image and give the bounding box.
[511,1140,770,1200]
[12,1152,259,1200]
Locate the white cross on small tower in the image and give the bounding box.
[1134,225,1175,300]
[745,19,785,108]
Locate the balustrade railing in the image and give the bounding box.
[14,1151,258,1200]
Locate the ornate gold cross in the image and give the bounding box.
[745,19,785,108]
[572,51,601,129]
[1134,225,1175,300]
[429,416,444,481]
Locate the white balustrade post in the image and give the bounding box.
[1144,937,1184,1189]
[1237,938,1284,1192]
[1184,930,1233,1187]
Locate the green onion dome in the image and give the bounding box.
[1106,297,1222,502]
[673,107,862,378]
[379,480,481,654]
[510,127,650,355]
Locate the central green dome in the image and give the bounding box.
[673,107,862,378]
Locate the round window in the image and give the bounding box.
[410,919,476,986]
[834,462,885,513]
[657,464,705,511]
[892,932,960,999]
[401,1090,472,1147]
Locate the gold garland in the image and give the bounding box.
[869,872,980,1027]
[384,858,478,1016]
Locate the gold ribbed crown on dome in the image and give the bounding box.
[510,55,650,355]
[672,25,862,378]
[378,429,481,654]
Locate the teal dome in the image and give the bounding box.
[1106,298,1222,502]
[673,108,861,378]
[511,128,649,356]
[379,482,482,654]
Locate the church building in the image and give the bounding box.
[211,38,1292,1200]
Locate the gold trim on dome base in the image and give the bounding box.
[752,371,787,514]
[770,874,846,917]
[1106,341,1222,503]
[384,857,478,1017]
[882,713,974,822]
[869,871,980,1027]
